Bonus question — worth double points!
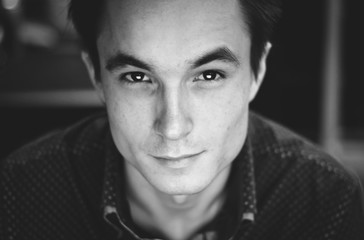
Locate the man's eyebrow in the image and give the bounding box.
[105,52,154,72]
[191,47,240,68]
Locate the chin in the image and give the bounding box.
[150,173,213,196]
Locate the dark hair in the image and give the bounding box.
[240,0,282,77]
[68,0,282,79]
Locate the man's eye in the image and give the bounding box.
[121,72,151,83]
[195,70,224,81]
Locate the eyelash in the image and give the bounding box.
[119,70,226,85]
[193,70,226,82]
[119,72,151,84]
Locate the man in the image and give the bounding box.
[1,0,363,239]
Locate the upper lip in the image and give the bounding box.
[153,151,204,160]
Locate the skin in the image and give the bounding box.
[82,0,270,238]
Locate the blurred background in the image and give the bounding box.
[0,0,363,180]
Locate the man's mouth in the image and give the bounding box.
[151,151,205,168]
[153,152,204,161]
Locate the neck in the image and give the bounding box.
[125,165,231,240]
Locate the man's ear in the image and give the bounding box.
[81,51,105,103]
[248,42,272,102]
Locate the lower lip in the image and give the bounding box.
[153,153,202,169]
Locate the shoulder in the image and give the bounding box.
[1,111,109,180]
[248,111,361,197]
[0,112,110,239]
[243,112,364,240]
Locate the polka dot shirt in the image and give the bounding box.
[1,111,363,239]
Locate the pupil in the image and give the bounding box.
[132,73,144,81]
[204,71,216,80]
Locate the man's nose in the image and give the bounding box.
[154,87,193,141]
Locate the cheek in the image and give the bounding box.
[202,81,250,134]
[104,86,153,149]
[218,95,249,146]
[199,80,250,162]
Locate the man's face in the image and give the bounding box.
[86,0,267,195]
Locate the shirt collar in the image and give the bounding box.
[235,132,257,222]
[100,134,136,238]
[100,122,257,238]
[101,133,124,212]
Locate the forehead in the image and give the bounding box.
[98,0,250,65]
[103,0,245,26]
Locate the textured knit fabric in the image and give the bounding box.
[1,111,363,240]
